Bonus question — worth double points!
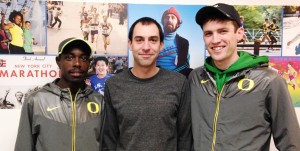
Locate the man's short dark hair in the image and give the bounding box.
[94,57,109,66]
[93,57,109,71]
[128,17,164,42]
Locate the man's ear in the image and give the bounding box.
[237,27,245,42]
[128,39,132,51]
[56,56,61,69]
[159,41,164,52]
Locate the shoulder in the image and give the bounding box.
[7,23,14,28]
[158,69,189,91]
[106,70,128,83]
[245,66,285,89]
[107,74,114,78]
[89,74,98,80]
[176,34,189,43]
[160,68,186,81]
[189,66,205,75]
[188,66,205,80]
[85,87,104,103]
[89,90,104,100]
[24,86,48,104]
[250,66,280,79]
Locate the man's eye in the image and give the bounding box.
[150,39,158,43]
[81,56,89,62]
[204,33,212,37]
[65,56,73,60]
[220,30,228,34]
[136,38,142,42]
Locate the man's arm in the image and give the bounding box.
[177,79,192,151]
[1,13,12,30]
[22,8,26,28]
[268,75,300,150]
[108,23,113,34]
[176,35,192,77]
[1,12,5,29]
[287,33,300,46]
[2,89,9,106]
[292,69,298,78]
[102,84,119,151]
[14,96,36,151]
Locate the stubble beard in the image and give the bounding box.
[163,25,176,34]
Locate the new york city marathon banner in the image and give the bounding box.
[0,56,59,109]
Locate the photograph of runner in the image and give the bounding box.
[47,1,128,56]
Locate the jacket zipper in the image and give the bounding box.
[211,85,225,151]
[68,89,81,151]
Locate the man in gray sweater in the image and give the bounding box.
[102,17,192,151]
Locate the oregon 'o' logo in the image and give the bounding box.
[87,102,100,113]
[237,79,254,91]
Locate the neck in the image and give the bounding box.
[56,79,84,94]
[131,66,160,79]
[164,31,176,36]
[97,73,107,78]
[213,61,230,70]
[213,53,239,70]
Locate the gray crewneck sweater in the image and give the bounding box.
[102,68,192,151]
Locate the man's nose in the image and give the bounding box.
[212,33,221,43]
[142,41,150,51]
[73,58,82,67]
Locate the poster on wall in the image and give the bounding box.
[269,56,300,107]
[282,6,300,56]
[0,2,298,108]
[0,0,47,55]
[88,56,128,75]
[47,1,128,56]
[86,56,128,95]
[234,5,282,57]
[200,5,283,58]
[128,4,205,75]
[0,56,60,109]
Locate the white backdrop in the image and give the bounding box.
[0,0,300,151]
